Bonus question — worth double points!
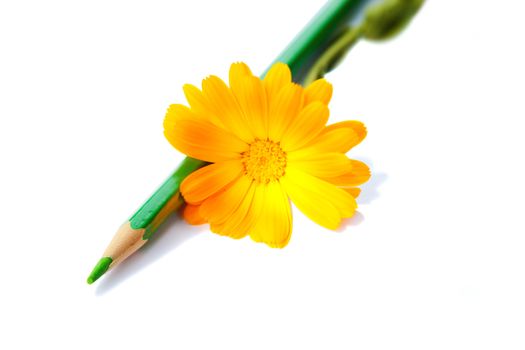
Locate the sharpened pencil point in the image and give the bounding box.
[87,257,113,284]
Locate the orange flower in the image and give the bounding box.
[164,62,370,248]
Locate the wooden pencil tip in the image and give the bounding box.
[87,257,113,285]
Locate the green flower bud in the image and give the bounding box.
[362,0,425,41]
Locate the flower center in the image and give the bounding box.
[241,139,287,184]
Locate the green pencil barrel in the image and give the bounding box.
[127,0,377,240]
[128,157,205,239]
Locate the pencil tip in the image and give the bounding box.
[87,257,113,285]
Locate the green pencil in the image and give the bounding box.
[87,0,423,284]
[87,157,203,284]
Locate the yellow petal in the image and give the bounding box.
[230,74,268,140]
[263,62,292,101]
[281,168,357,230]
[280,101,329,151]
[323,160,371,187]
[268,82,304,141]
[181,161,243,204]
[322,120,367,152]
[229,62,254,87]
[164,117,248,163]
[202,75,254,142]
[213,181,264,239]
[182,84,224,127]
[340,121,367,143]
[164,103,195,124]
[182,204,207,225]
[289,120,366,158]
[288,153,353,178]
[249,182,292,248]
[304,78,333,105]
[312,126,360,153]
[199,175,252,224]
[344,188,361,198]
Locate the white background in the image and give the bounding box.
[1,0,524,349]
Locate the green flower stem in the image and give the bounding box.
[265,0,372,83]
[303,25,363,87]
[303,0,425,85]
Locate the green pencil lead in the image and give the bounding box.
[87,257,113,284]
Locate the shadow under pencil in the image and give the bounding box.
[95,212,203,295]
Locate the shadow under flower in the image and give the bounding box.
[336,158,387,231]
[95,212,203,295]
[337,211,365,232]
[357,158,387,205]
[95,159,386,294]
